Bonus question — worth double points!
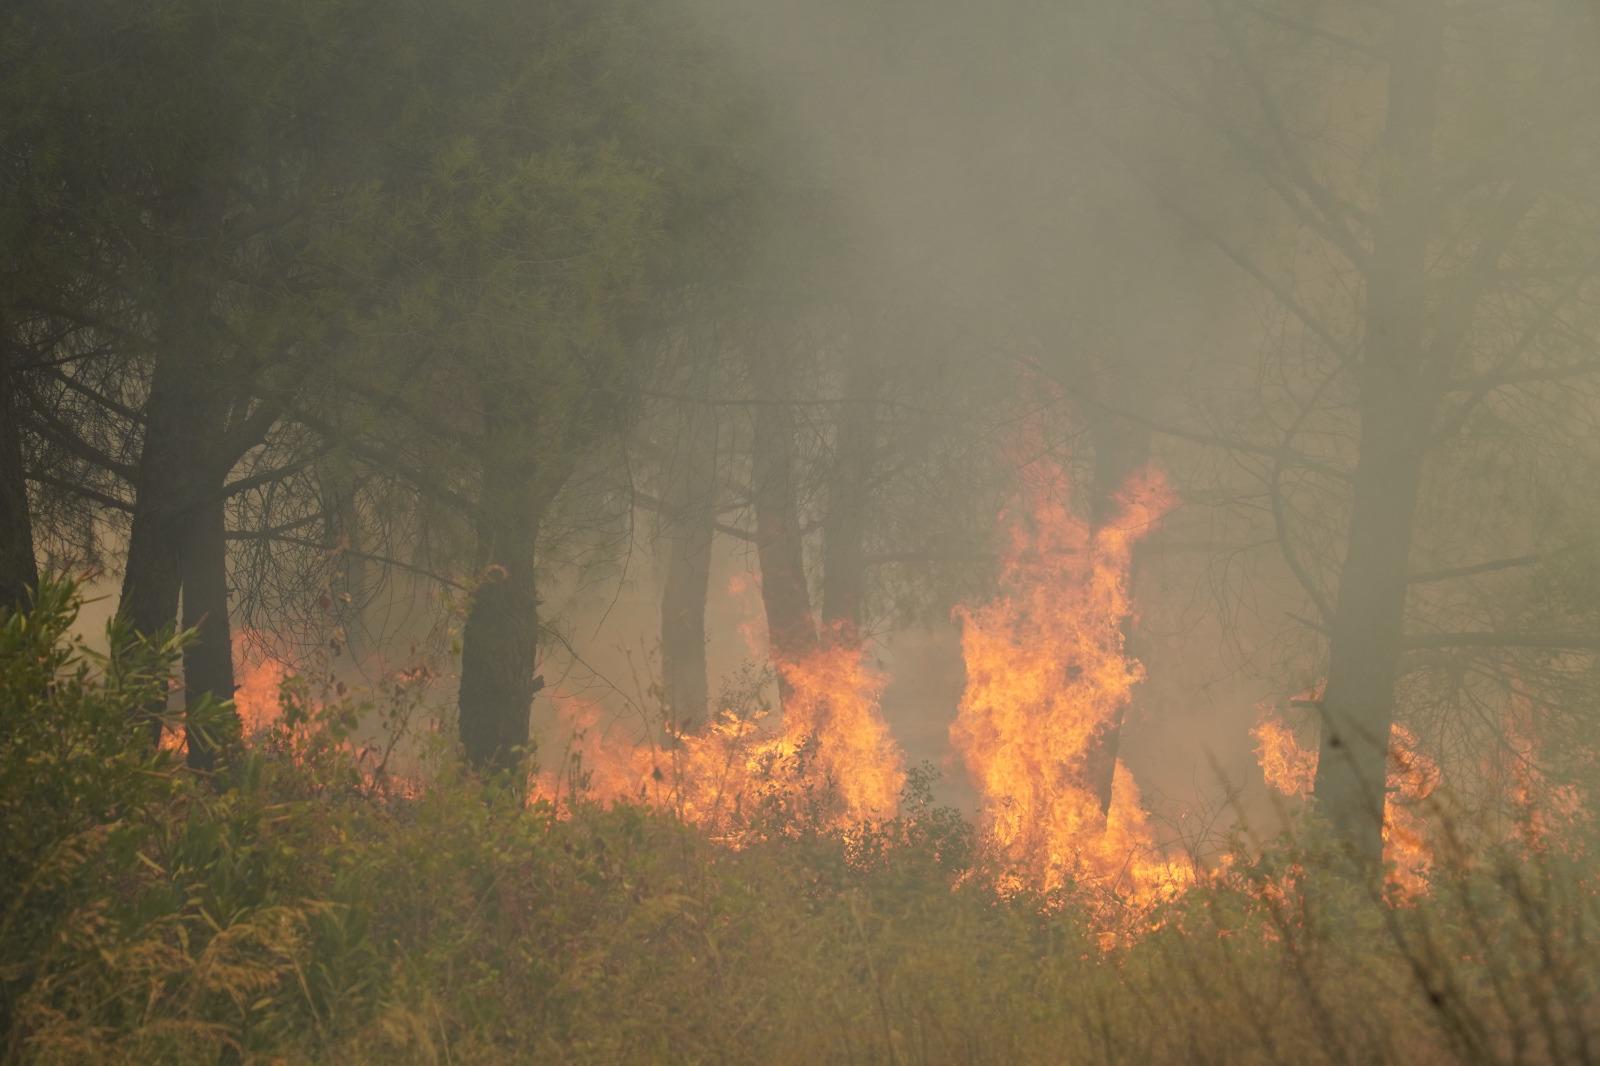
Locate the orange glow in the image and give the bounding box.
[1252,709,1439,899]
[233,631,291,735]
[1251,712,1317,797]
[1383,724,1439,901]
[726,571,769,657]
[948,455,1189,913]
[159,632,290,751]
[535,630,904,837]
[773,633,904,820]
[1502,686,1587,853]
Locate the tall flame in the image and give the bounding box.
[774,636,905,819]
[949,455,1188,908]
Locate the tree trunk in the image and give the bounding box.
[658,395,718,733]
[179,489,237,771]
[120,186,225,637]
[457,393,554,771]
[1311,0,1442,877]
[121,346,241,738]
[749,358,817,693]
[1080,406,1152,816]
[0,331,37,614]
[821,343,877,645]
[1313,402,1427,872]
[119,353,207,738]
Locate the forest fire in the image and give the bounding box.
[1251,712,1318,798]
[157,633,291,753]
[949,456,1191,910]
[1252,709,1439,899]
[536,637,904,836]
[1502,687,1588,853]
[233,633,292,735]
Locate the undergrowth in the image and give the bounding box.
[2,582,1595,1064]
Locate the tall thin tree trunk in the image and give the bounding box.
[179,490,236,771]
[120,346,238,739]
[121,189,223,634]
[1080,406,1152,816]
[457,392,554,771]
[120,354,203,739]
[749,355,817,696]
[1313,403,1428,871]
[821,343,877,645]
[658,394,717,733]
[0,330,38,614]
[1312,0,1442,877]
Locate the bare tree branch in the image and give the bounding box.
[24,470,134,513]
[1209,0,1374,271]
[1402,631,1600,652]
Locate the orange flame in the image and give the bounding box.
[535,632,904,836]
[1383,723,1440,901]
[1252,709,1439,900]
[233,632,292,735]
[1501,685,1587,853]
[949,456,1189,910]
[1251,713,1318,797]
[159,632,290,752]
[774,636,904,820]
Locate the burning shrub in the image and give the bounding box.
[6,581,1600,1063]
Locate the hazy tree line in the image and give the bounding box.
[4,0,1599,886]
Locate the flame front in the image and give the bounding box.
[949,455,1188,908]
[775,638,905,818]
[537,634,904,836]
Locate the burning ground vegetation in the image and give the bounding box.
[6,463,1600,1065]
[529,456,1191,928]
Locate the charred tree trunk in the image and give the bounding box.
[0,331,37,614]
[820,344,877,646]
[1311,1,1441,878]
[1080,406,1152,817]
[748,354,817,698]
[457,393,555,771]
[179,490,236,771]
[658,395,718,733]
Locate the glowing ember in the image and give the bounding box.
[948,454,1188,909]
[1252,709,1439,900]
